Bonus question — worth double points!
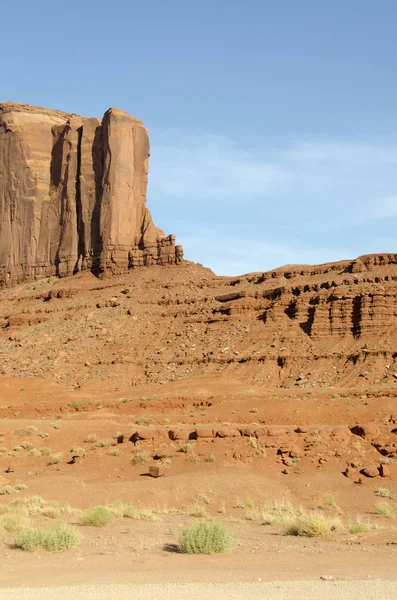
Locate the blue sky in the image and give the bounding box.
[2,0,397,274]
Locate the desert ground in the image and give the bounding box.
[1,260,397,592]
[2,582,397,600]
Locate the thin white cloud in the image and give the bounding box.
[147,131,397,274]
[373,195,397,220]
[284,141,397,165]
[151,134,287,201]
[178,232,351,275]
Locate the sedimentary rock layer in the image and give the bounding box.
[0,102,183,287]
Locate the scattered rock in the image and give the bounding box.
[379,463,391,477]
[191,426,215,439]
[149,465,165,478]
[130,427,168,443]
[362,464,379,478]
[168,429,191,441]
[350,424,381,439]
[216,427,241,438]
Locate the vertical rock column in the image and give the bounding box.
[0,102,183,288]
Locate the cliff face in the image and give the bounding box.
[0,102,183,287]
[1,253,397,390]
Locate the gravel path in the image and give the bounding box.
[1,581,397,600]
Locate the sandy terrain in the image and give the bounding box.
[2,582,397,600]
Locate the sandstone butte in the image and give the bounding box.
[0,102,183,288]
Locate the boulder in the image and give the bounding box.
[267,427,287,437]
[343,466,357,479]
[149,465,165,478]
[216,427,241,438]
[239,425,259,437]
[130,427,168,443]
[191,426,215,439]
[253,427,269,437]
[168,429,191,441]
[379,463,391,478]
[362,464,379,478]
[331,426,352,440]
[350,424,381,439]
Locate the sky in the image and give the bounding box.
[2,0,397,274]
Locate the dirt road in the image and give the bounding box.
[1,582,397,600]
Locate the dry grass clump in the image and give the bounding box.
[80,505,116,527]
[375,487,391,498]
[348,517,375,534]
[132,450,151,464]
[187,504,208,518]
[28,448,41,457]
[39,447,52,456]
[95,440,109,448]
[0,512,29,532]
[15,523,81,552]
[281,510,342,538]
[375,501,394,518]
[20,441,35,451]
[109,501,160,521]
[186,452,200,464]
[70,447,85,456]
[125,507,159,521]
[179,520,233,554]
[40,507,61,519]
[316,492,340,511]
[108,447,122,456]
[0,483,27,496]
[84,434,98,444]
[14,426,38,437]
[48,453,63,465]
[259,500,296,525]
[258,501,343,538]
[136,416,153,425]
[9,496,73,518]
[13,495,45,514]
[179,442,193,454]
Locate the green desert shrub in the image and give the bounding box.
[15,528,47,551]
[179,520,233,554]
[42,523,81,551]
[349,522,369,534]
[15,523,81,552]
[80,505,116,527]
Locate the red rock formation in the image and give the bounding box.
[0,102,183,288]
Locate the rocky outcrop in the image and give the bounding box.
[2,252,397,389]
[252,253,397,340]
[0,102,183,287]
